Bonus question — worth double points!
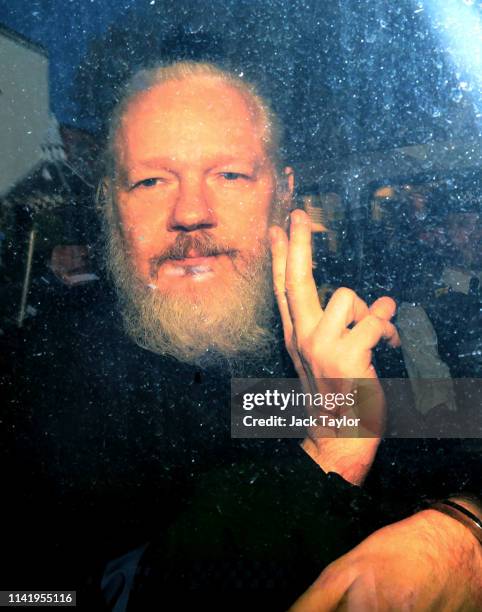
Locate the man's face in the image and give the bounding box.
[113,76,278,297]
[106,75,290,366]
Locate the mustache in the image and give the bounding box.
[149,231,239,276]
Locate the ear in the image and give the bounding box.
[277,166,294,229]
[97,178,116,219]
[283,166,294,197]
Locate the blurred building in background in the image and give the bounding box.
[0,25,50,197]
[0,24,99,329]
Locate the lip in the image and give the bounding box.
[157,255,219,281]
[170,256,217,267]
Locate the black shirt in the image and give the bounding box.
[1,288,480,609]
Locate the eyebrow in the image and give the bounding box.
[134,154,263,170]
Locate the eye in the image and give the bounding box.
[129,178,162,190]
[219,172,251,181]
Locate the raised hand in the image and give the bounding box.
[269,209,400,484]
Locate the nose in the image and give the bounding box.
[168,173,217,232]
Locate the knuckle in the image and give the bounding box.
[320,562,337,582]
[385,321,396,336]
[365,314,383,331]
[330,287,358,306]
[319,558,348,584]
[332,286,356,303]
[301,335,323,358]
[295,338,305,355]
[284,280,297,293]
[273,285,286,299]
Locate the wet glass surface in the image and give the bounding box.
[0,2,480,379]
[0,1,481,607]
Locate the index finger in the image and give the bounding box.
[285,209,323,341]
[269,225,294,342]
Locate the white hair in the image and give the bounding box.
[103,60,284,179]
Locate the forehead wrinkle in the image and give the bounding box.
[133,154,265,174]
[114,76,269,171]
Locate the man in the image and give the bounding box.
[3,60,481,610]
[95,61,482,609]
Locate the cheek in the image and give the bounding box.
[219,189,273,248]
[243,216,270,249]
[116,201,168,269]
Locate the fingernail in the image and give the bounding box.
[291,209,301,224]
[291,209,306,224]
[269,226,279,243]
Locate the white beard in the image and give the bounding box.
[103,219,277,371]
